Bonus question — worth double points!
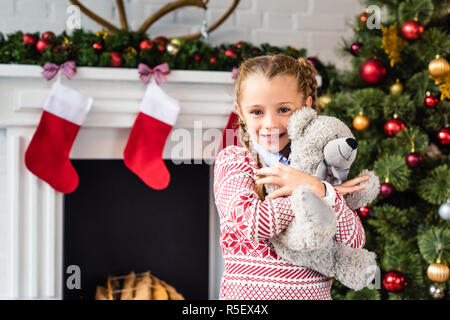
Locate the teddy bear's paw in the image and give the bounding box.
[344,169,380,210]
[332,243,377,291]
[270,237,334,274]
[286,220,335,251]
[364,263,378,287]
[292,186,337,230]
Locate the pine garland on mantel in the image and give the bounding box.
[0,29,333,92]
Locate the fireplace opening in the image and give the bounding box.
[63,159,210,300]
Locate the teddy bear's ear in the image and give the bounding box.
[288,107,318,139]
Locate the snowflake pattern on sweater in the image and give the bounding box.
[213,146,366,300]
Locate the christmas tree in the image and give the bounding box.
[323,0,450,300]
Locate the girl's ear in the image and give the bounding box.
[234,102,243,119]
[305,96,313,107]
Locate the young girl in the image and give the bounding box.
[213,54,369,300]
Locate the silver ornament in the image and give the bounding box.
[167,42,180,55]
[429,283,445,299]
[438,200,450,220]
[200,19,209,40]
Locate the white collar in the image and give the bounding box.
[249,136,290,167]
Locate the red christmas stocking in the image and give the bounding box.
[124,81,180,190]
[220,108,242,152]
[25,81,93,193]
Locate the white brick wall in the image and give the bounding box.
[0,0,364,69]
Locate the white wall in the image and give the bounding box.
[0,0,364,69]
[0,129,6,293]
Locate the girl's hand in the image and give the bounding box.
[255,162,325,199]
[334,174,369,196]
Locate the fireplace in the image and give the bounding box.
[0,65,233,299]
[63,159,210,300]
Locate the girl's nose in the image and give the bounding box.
[263,115,279,130]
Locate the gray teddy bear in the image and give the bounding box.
[263,107,379,291]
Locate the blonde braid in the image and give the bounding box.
[238,117,267,201]
[296,57,320,111]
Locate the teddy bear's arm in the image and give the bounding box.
[332,190,366,249]
[214,147,296,242]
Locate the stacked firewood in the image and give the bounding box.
[95,271,184,300]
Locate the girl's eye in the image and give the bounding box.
[250,110,263,116]
[280,107,290,113]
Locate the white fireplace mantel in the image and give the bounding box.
[0,64,234,299]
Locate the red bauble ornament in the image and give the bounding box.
[92,42,103,50]
[157,44,166,52]
[209,57,217,64]
[42,31,55,39]
[380,182,395,198]
[23,33,36,45]
[139,40,153,50]
[110,52,122,67]
[36,38,52,53]
[152,36,169,45]
[236,41,246,49]
[384,118,405,137]
[225,48,237,58]
[401,19,424,40]
[194,54,201,61]
[424,93,439,108]
[360,58,386,84]
[405,152,423,168]
[437,127,450,146]
[360,12,368,23]
[350,42,362,56]
[358,206,371,217]
[307,57,319,67]
[383,270,407,292]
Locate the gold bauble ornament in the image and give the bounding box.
[428,55,450,78]
[170,38,182,46]
[427,259,449,283]
[390,79,403,95]
[95,30,109,40]
[167,42,180,55]
[353,112,370,131]
[318,94,331,109]
[124,46,137,56]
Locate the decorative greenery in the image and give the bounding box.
[327,0,450,300]
[0,30,315,70]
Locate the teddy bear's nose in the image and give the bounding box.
[346,138,358,149]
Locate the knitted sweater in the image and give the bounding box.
[213,146,366,300]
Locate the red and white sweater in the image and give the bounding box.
[213,146,366,300]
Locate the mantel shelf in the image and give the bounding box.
[0,64,234,83]
[0,64,236,129]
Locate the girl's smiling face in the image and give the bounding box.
[235,73,312,153]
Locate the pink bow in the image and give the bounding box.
[41,61,77,80]
[138,62,170,85]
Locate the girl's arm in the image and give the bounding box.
[332,190,366,249]
[213,147,295,241]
